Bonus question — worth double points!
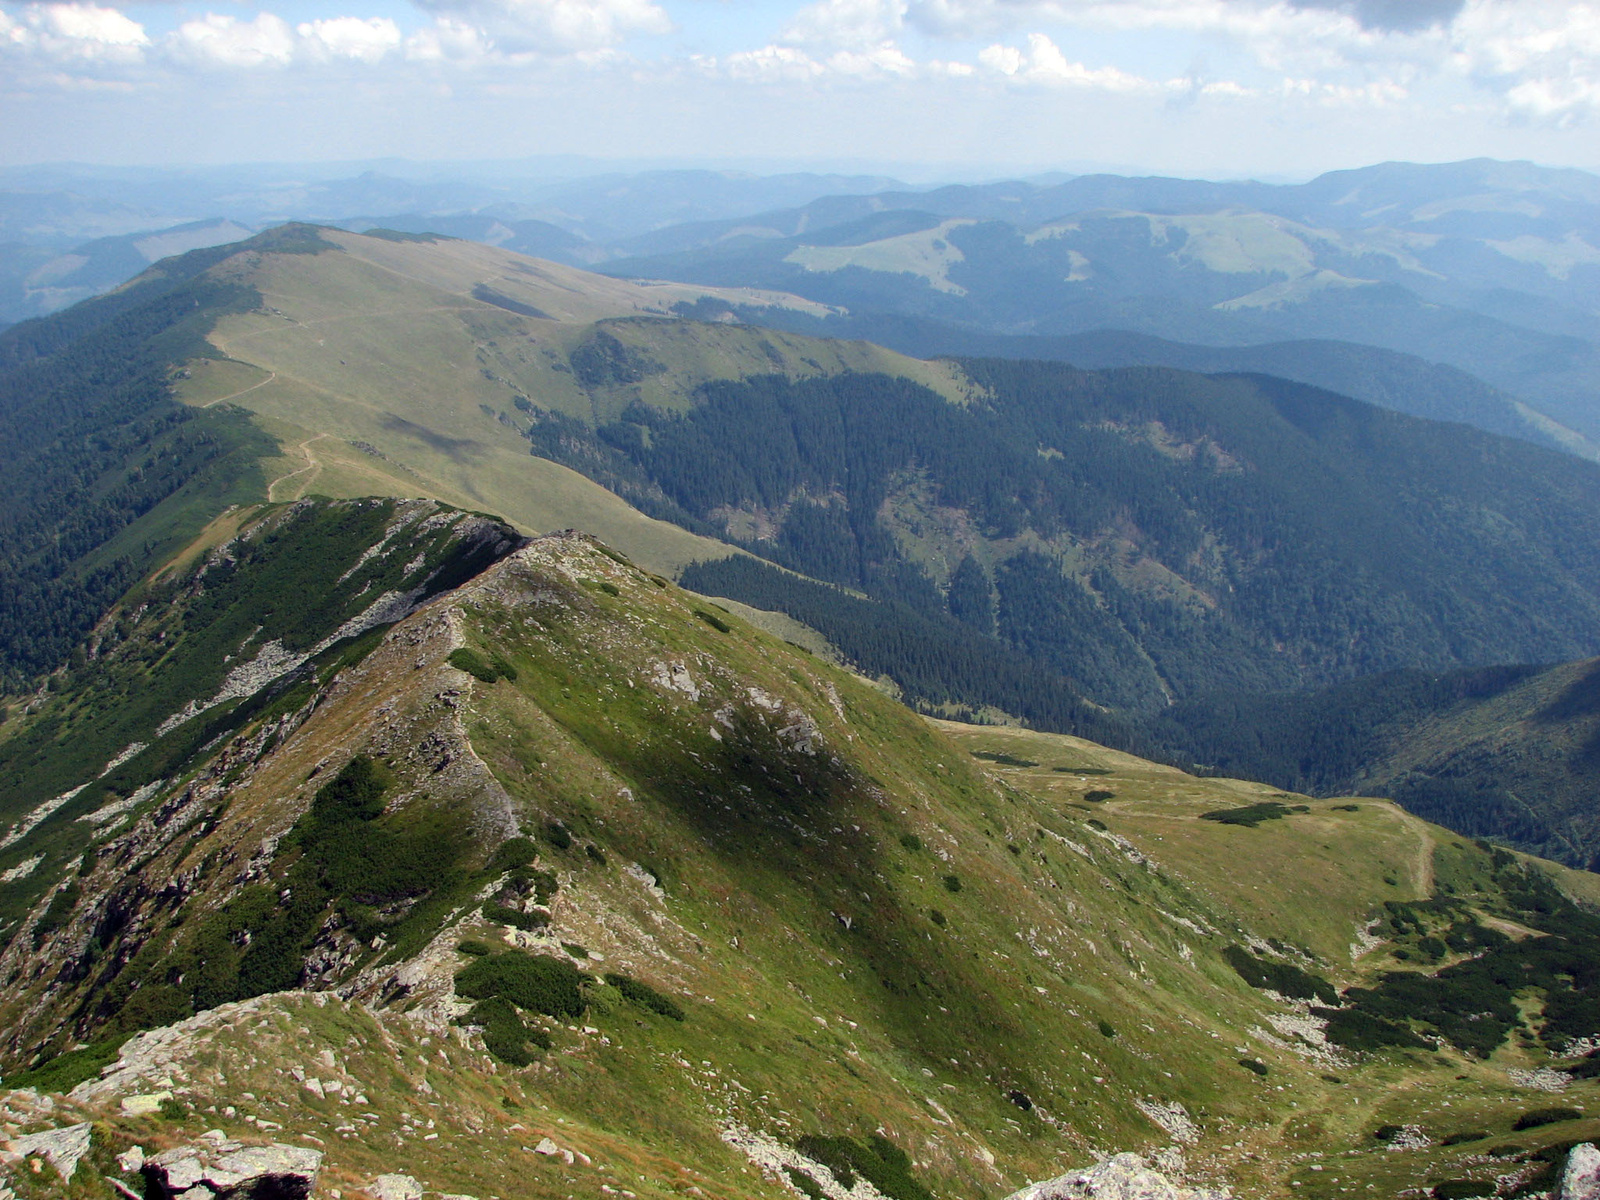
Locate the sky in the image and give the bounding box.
[2,0,1599,177]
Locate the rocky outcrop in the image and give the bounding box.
[1,1122,93,1181]
[1559,1143,1600,1200]
[1005,1154,1231,1200]
[142,1137,322,1200]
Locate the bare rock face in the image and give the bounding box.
[1559,1143,1600,1200]
[1006,1154,1232,1200]
[142,1140,323,1200]
[2,1122,94,1181]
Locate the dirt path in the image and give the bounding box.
[202,369,276,407]
[1391,806,1435,898]
[267,433,330,501]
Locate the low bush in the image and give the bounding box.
[605,972,685,1021]
[460,995,552,1066]
[1084,790,1115,803]
[447,648,502,684]
[545,822,573,851]
[456,951,588,1019]
[1441,1131,1489,1146]
[928,909,946,927]
[899,833,922,852]
[1098,1020,1116,1038]
[693,608,732,633]
[784,1167,827,1200]
[1513,1108,1582,1131]
[1239,1058,1268,1076]
[457,939,493,956]
[970,750,1037,767]
[942,875,962,893]
[488,838,538,871]
[793,1136,932,1200]
[482,902,547,932]
[1200,802,1296,827]
[1222,945,1339,1005]
[1431,1181,1494,1199]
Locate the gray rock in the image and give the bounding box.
[1006,1154,1232,1200]
[143,1141,322,1200]
[368,1174,423,1200]
[6,1122,94,1181]
[1559,1143,1600,1200]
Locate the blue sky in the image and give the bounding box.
[3,0,1599,176]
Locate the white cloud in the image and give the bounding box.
[403,15,492,61]
[168,11,296,67]
[406,0,670,54]
[298,15,401,62]
[979,30,1165,89]
[1451,0,1600,121]
[783,0,907,49]
[725,42,827,80]
[0,2,147,63]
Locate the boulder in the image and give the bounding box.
[1005,1154,1232,1200]
[367,1174,423,1200]
[143,1142,322,1200]
[1559,1144,1600,1200]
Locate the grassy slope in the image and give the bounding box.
[171,229,968,576]
[3,528,1598,1200]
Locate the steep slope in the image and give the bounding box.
[0,222,964,692]
[1151,656,1600,870]
[538,359,1600,714]
[3,507,1600,1200]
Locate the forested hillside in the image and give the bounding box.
[530,360,1600,714]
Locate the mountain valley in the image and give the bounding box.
[6,195,1600,1200]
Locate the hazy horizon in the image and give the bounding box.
[3,0,1599,176]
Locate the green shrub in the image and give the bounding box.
[545,822,573,851]
[457,939,493,956]
[447,647,502,684]
[1431,1181,1494,1199]
[942,875,962,893]
[460,995,552,1066]
[970,750,1037,767]
[1513,1107,1582,1131]
[561,942,590,959]
[482,902,547,932]
[1084,790,1115,803]
[784,1167,827,1200]
[599,582,620,597]
[1487,1145,1523,1158]
[585,844,608,866]
[899,833,922,852]
[693,608,732,633]
[1098,1020,1116,1038]
[158,1097,188,1120]
[1332,804,1361,812]
[928,909,946,927]
[1087,818,1108,831]
[507,866,558,905]
[1201,802,1296,827]
[794,1136,932,1200]
[605,972,685,1021]
[456,951,588,1019]
[1222,945,1339,1005]
[488,837,538,872]
[1441,1132,1488,1146]
[1374,1126,1405,1142]
[1239,1058,1268,1076]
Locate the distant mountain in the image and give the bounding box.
[0,218,253,325]
[718,308,1600,459]
[596,159,1600,436]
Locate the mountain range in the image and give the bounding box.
[5,196,1600,1198]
